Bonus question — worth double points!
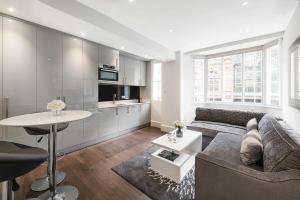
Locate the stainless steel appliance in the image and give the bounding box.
[98,68,118,82]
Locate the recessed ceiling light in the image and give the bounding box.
[129,0,135,3]
[80,32,85,36]
[242,1,249,6]
[169,29,174,33]
[7,7,15,12]
[120,46,125,50]
[7,19,12,22]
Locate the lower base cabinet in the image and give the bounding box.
[60,103,151,153]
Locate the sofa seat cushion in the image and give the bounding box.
[259,114,300,172]
[203,132,263,171]
[187,121,247,138]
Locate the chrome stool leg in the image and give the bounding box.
[2,180,14,200]
[31,134,65,192]
[38,124,79,200]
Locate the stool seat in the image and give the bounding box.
[24,123,69,135]
[0,141,48,182]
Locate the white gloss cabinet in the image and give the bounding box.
[118,106,132,131]
[99,108,118,136]
[36,27,63,149]
[2,17,37,147]
[83,40,100,142]
[61,36,84,149]
[140,61,147,86]
[36,28,63,112]
[0,17,3,140]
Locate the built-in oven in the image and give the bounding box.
[98,68,118,82]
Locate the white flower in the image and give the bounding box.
[174,120,184,129]
[47,100,66,111]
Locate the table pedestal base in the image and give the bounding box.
[31,171,66,192]
[38,185,79,200]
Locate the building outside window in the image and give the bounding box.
[193,40,281,107]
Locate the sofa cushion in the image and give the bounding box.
[187,121,246,138]
[195,108,265,127]
[259,114,300,172]
[203,132,263,171]
[246,118,258,132]
[240,129,263,165]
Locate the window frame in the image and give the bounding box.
[193,39,282,108]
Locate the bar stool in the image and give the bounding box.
[23,123,69,192]
[0,141,48,200]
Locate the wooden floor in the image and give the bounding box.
[2,127,163,200]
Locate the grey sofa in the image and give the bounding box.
[187,108,300,200]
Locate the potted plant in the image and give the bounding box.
[174,120,184,137]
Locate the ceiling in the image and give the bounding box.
[0,0,299,60]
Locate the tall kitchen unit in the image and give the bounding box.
[2,17,37,147]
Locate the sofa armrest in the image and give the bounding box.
[195,153,300,200]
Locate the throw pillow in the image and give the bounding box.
[246,118,258,132]
[240,129,263,165]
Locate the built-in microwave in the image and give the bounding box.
[98,68,118,82]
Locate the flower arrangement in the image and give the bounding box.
[174,120,184,129]
[47,100,66,115]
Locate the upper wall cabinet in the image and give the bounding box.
[2,17,37,146]
[37,27,63,112]
[100,46,119,69]
[119,55,147,86]
[140,61,147,86]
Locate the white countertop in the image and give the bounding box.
[0,110,92,127]
[97,101,150,109]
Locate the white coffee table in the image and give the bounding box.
[150,129,202,183]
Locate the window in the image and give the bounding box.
[152,63,162,101]
[266,44,280,106]
[194,59,205,103]
[193,41,281,107]
[243,51,262,104]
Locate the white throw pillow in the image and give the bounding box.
[246,118,258,132]
[240,129,263,165]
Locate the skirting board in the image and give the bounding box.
[151,120,161,128]
[58,123,151,155]
[160,124,174,132]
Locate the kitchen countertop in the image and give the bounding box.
[97,101,150,109]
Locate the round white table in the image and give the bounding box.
[0,110,92,200]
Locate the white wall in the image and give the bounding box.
[160,52,183,131]
[282,3,300,133]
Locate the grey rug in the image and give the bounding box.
[111,145,195,200]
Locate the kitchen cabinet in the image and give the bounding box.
[118,106,132,131]
[100,46,119,69]
[36,27,63,149]
[140,61,147,86]
[36,28,63,112]
[124,57,135,85]
[119,55,147,86]
[119,55,126,85]
[83,40,99,142]
[0,17,3,140]
[99,108,118,136]
[139,103,151,125]
[61,35,84,149]
[2,17,37,147]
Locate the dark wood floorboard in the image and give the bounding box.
[1,127,162,200]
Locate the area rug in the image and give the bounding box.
[111,145,195,200]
